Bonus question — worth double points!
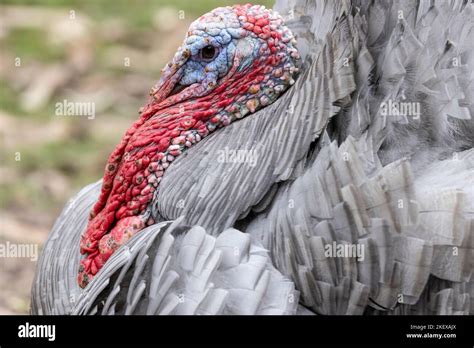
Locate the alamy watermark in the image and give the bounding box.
[18,322,55,341]
[217,147,258,167]
[55,99,96,120]
[324,242,365,262]
[380,99,421,120]
[0,241,38,261]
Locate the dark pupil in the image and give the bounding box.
[201,45,215,59]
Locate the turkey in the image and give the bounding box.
[31,0,473,315]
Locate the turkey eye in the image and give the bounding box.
[200,45,217,60]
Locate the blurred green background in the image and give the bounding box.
[0,0,273,314]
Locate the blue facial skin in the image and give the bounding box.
[178,30,261,89]
[179,34,234,86]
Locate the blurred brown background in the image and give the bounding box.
[0,0,272,314]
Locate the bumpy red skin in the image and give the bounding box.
[78,4,300,288]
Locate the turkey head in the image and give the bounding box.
[78,4,300,288]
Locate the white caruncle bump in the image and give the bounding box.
[236,36,254,58]
[169,144,181,151]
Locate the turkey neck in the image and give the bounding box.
[77,62,267,288]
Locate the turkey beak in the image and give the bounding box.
[150,49,189,103]
[150,65,185,104]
